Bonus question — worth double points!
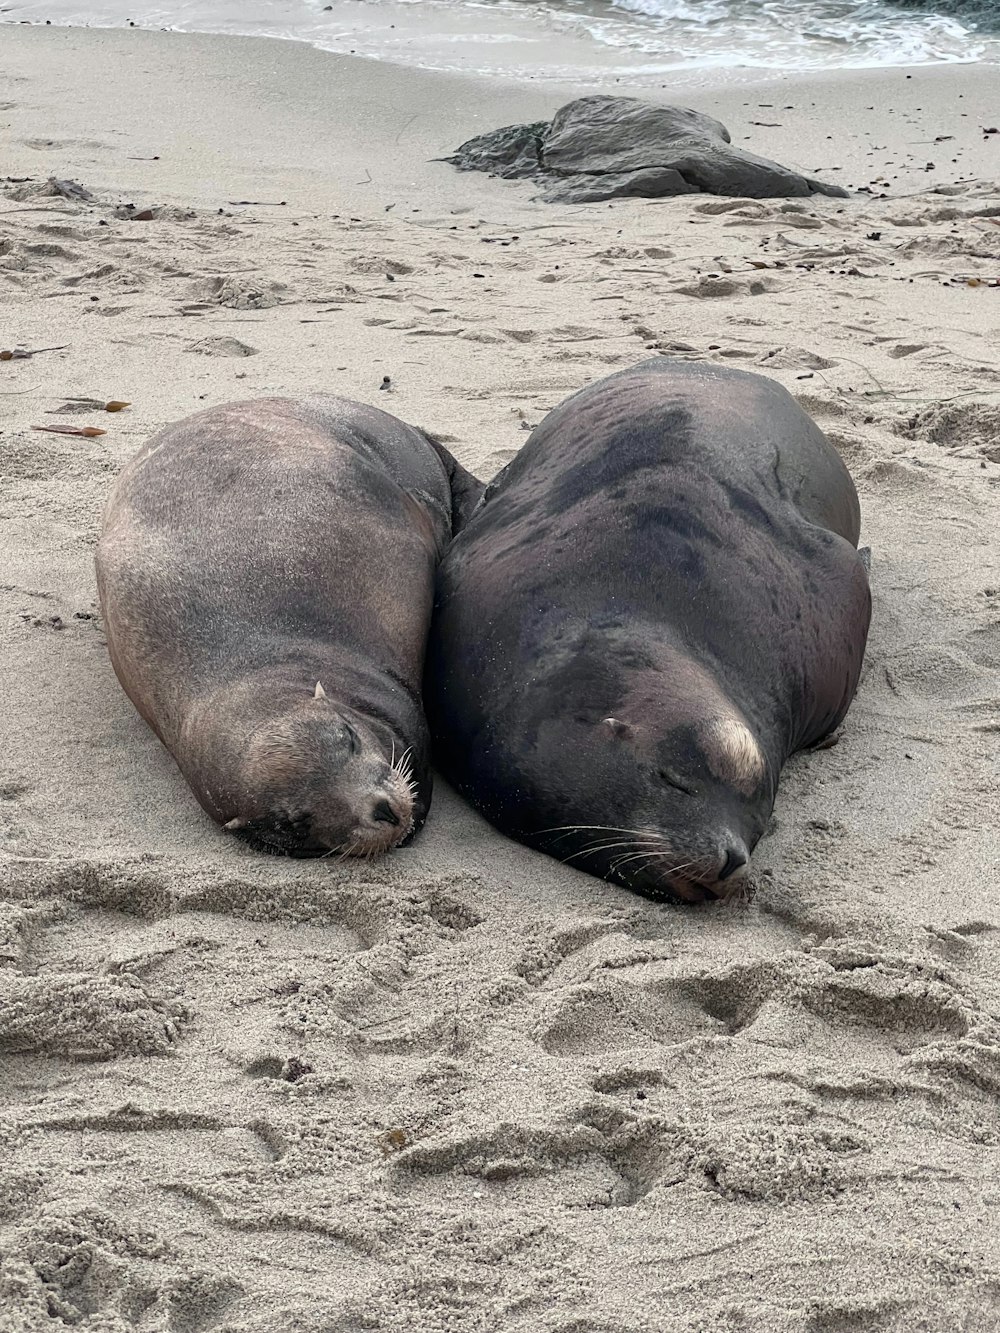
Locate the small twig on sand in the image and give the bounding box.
[863,386,1000,405]
[0,206,78,216]
[394,113,419,145]
[32,424,107,438]
[0,344,69,361]
[830,354,888,397]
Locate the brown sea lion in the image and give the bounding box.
[425,359,871,903]
[97,394,481,858]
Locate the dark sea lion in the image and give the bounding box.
[96,394,481,858]
[425,359,871,903]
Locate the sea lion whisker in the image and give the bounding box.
[393,745,414,774]
[612,860,660,886]
[609,852,656,875]
[609,847,678,874]
[580,831,667,851]
[633,853,704,874]
[393,754,418,799]
[564,832,671,860]
[565,837,642,858]
[320,840,350,859]
[559,837,664,866]
[539,823,666,841]
[610,853,705,883]
[611,852,665,887]
[553,835,669,861]
[565,835,660,853]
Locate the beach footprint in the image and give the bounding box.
[0,970,185,1060]
[21,136,110,152]
[675,274,780,298]
[896,400,1000,463]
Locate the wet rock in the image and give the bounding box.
[440,95,848,203]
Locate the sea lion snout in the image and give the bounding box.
[513,695,764,903]
[349,766,417,850]
[719,843,749,883]
[672,838,750,904]
[224,705,417,858]
[295,727,418,857]
[372,797,402,827]
[624,831,751,904]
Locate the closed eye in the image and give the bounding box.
[344,723,361,756]
[657,768,696,797]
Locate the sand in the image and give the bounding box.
[2,22,1000,1333]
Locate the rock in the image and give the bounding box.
[443,121,548,179]
[440,95,848,203]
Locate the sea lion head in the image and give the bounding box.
[223,681,417,858]
[515,635,774,904]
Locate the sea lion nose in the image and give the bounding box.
[718,844,748,881]
[372,799,401,827]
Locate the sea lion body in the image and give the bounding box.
[97,394,478,857]
[426,359,871,902]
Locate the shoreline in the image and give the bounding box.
[2,24,1000,217]
[6,0,1000,85]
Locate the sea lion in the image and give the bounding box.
[425,359,871,903]
[97,394,481,858]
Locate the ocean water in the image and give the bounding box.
[4,0,997,83]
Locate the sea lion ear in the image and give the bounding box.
[314,681,326,700]
[224,817,248,831]
[602,717,631,739]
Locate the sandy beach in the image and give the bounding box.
[2,20,1000,1331]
